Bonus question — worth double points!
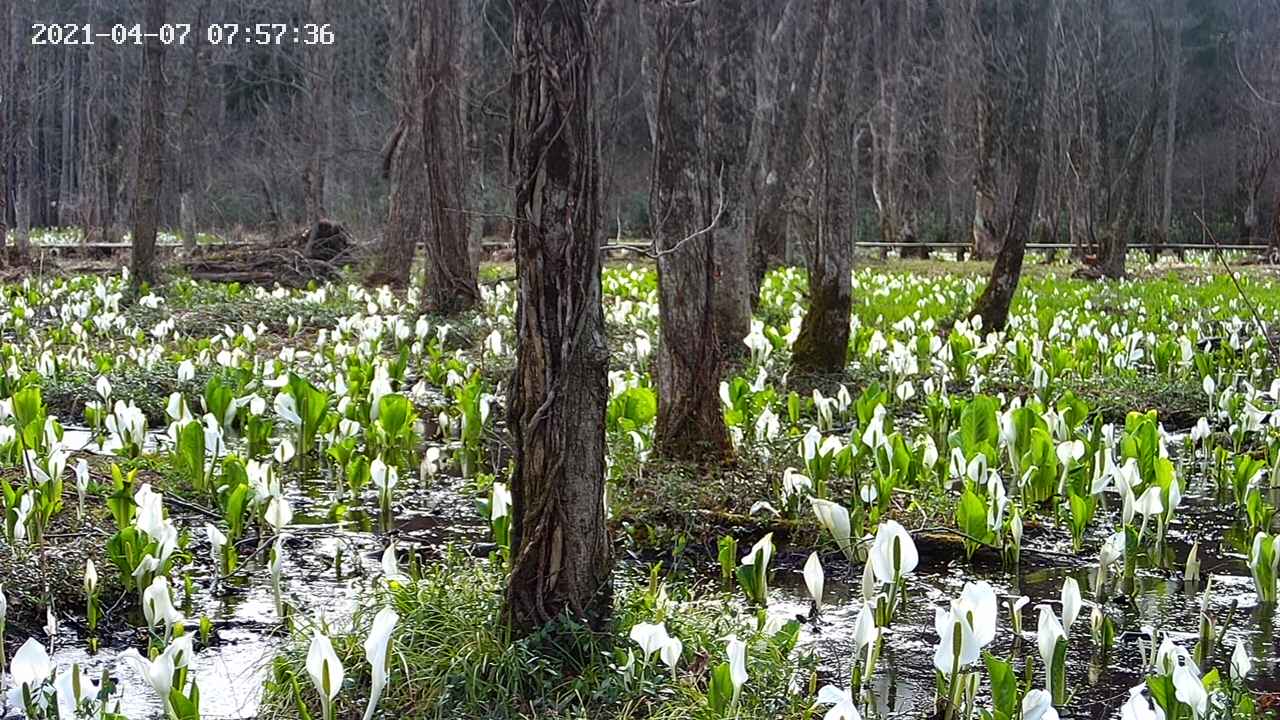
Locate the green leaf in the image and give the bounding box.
[707,662,733,714]
[984,653,1017,720]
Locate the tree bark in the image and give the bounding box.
[9,2,32,264]
[969,0,1052,331]
[303,0,334,227]
[1094,11,1164,279]
[1159,9,1182,251]
[708,0,753,355]
[746,1,827,305]
[130,0,166,291]
[505,0,612,637]
[418,0,480,314]
[971,0,1003,261]
[649,1,733,461]
[374,0,427,289]
[793,0,853,373]
[0,0,9,267]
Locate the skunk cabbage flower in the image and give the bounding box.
[933,606,980,676]
[141,576,183,634]
[1021,689,1059,720]
[1230,639,1252,680]
[361,606,400,720]
[265,495,293,532]
[814,684,861,720]
[810,498,853,560]
[11,638,53,695]
[725,634,748,703]
[869,520,918,585]
[1172,664,1207,718]
[804,552,825,612]
[1061,578,1082,634]
[628,622,670,662]
[307,630,345,720]
[118,646,175,714]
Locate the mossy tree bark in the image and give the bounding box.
[505,0,612,637]
[648,1,732,462]
[792,0,853,374]
[130,0,166,291]
[969,0,1051,331]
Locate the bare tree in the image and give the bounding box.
[505,0,612,636]
[647,1,733,460]
[792,0,853,372]
[968,0,1052,330]
[130,0,166,290]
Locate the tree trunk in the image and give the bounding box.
[374,0,426,289]
[9,2,31,264]
[303,0,333,227]
[747,1,827,305]
[130,0,166,291]
[505,0,612,637]
[1159,10,1182,249]
[418,0,480,314]
[793,0,853,373]
[649,1,733,462]
[971,1,1002,261]
[708,0,753,356]
[178,7,206,254]
[969,0,1052,330]
[1095,12,1164,279]
[1270,190,1280,261]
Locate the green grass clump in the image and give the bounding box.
[260,552,816,720]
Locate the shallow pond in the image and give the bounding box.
[764,485,1280,719]
[13,439,1280,720]
[22,462,486,720]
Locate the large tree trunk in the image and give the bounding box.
[418,0,480,314]
[649,1,733,461]
[505,0,612,637]
[709,0,753,355]
[373,0,427,289]
[793,0,852,373]
[130,0,166,291]
[968,0,1052,330]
